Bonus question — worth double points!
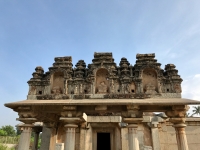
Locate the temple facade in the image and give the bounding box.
[4,52,200,150]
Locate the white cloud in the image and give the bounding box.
[182,74,200,116]
[182,74,200,100]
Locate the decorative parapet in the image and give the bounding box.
[26,52,183,100]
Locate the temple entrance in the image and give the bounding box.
[97,133,111,150]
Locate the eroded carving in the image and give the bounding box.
[28,86,36,95]
[145,83,157,95]
[27,52,183,100]
[97,81,108,94]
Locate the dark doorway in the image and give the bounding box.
[97,133,111,150]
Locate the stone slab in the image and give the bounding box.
[5,98,200,109]
[55,143,64,150]
[87,116,121,122]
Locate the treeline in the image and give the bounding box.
[0,125,18,137]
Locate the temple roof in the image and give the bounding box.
[5,98,200,109]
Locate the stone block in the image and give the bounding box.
[159,131,168,144]
[168,144,178,150]
[167,133,177,144]
[55,143,64,150]
[95,105,107,110]
[121,128,129,150]
[143,116,152,122]
[186,134,200,144]
[143,145,152,150]
[188,144,200,150]
[87,116,121,122]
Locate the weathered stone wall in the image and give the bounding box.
[159,119,200,150]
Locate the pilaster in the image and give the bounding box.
[123,118,143,150]
[59,117,81,150]
[166,105,189,150]
[170,118,189,150]
[16,118,37,150]
[60,106,86,150]
[148,121,161,150]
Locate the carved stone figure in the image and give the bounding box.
[110,80,115,93]
[121,84,124,94]
[65,80,68,94]
[145,83,157,95]
[158,82,162,93]
[28,86,36,95]
[97,81,107,94]
[174,84,182,93]
[80,84,83,94]
[74,85,78,94]
[125,84,130,93]
[51,86,62,94]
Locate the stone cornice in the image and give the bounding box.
[5,98,200,109]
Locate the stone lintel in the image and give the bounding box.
[127,124,138,128]
[17,123,34,128]
[123,118,143,124]
[17,106,31,110]
[186,118,200,122]
[172,105,189,111]
[16,118,37,124]
[127,105,140,110]
[95,105,107,111]
[63,106,77,110]
[43,122,56,128]
[64,124,78,128]
[87,116,121,123]
[60,117,82,124]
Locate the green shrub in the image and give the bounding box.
[0,143,8,150]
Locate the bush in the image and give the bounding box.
[0,143,8,150]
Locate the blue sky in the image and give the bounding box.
[1,0,200,127]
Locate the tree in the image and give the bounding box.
[0,125,16,136]
[0,129,7,136]
[15,127,22,136]
[191,106,200,117]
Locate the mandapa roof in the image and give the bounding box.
[4,98,200,109]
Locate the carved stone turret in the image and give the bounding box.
[164,64,183,93]
[119,57,131,83]
[74,60,86,80]
[28,66,44,84]
[72,60,87,95]
[50,57,73,70]
[26,52,183,100]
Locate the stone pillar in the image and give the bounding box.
[64,124,78,150]
[149,122,161,150]
[32,128,40,150]
[121,127,129,150]
[127,124,139,150]
[60,117,83,150]
[170,118,189,150]
[79,123,86,150]
[79,122,92,150]
[115,126,121,150]
[18,124,33,150]
[85,123,92,150]
[16,117,37,150]
[40,122,56,150]
[123,118,143,150]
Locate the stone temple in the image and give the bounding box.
[4,52,200,150]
